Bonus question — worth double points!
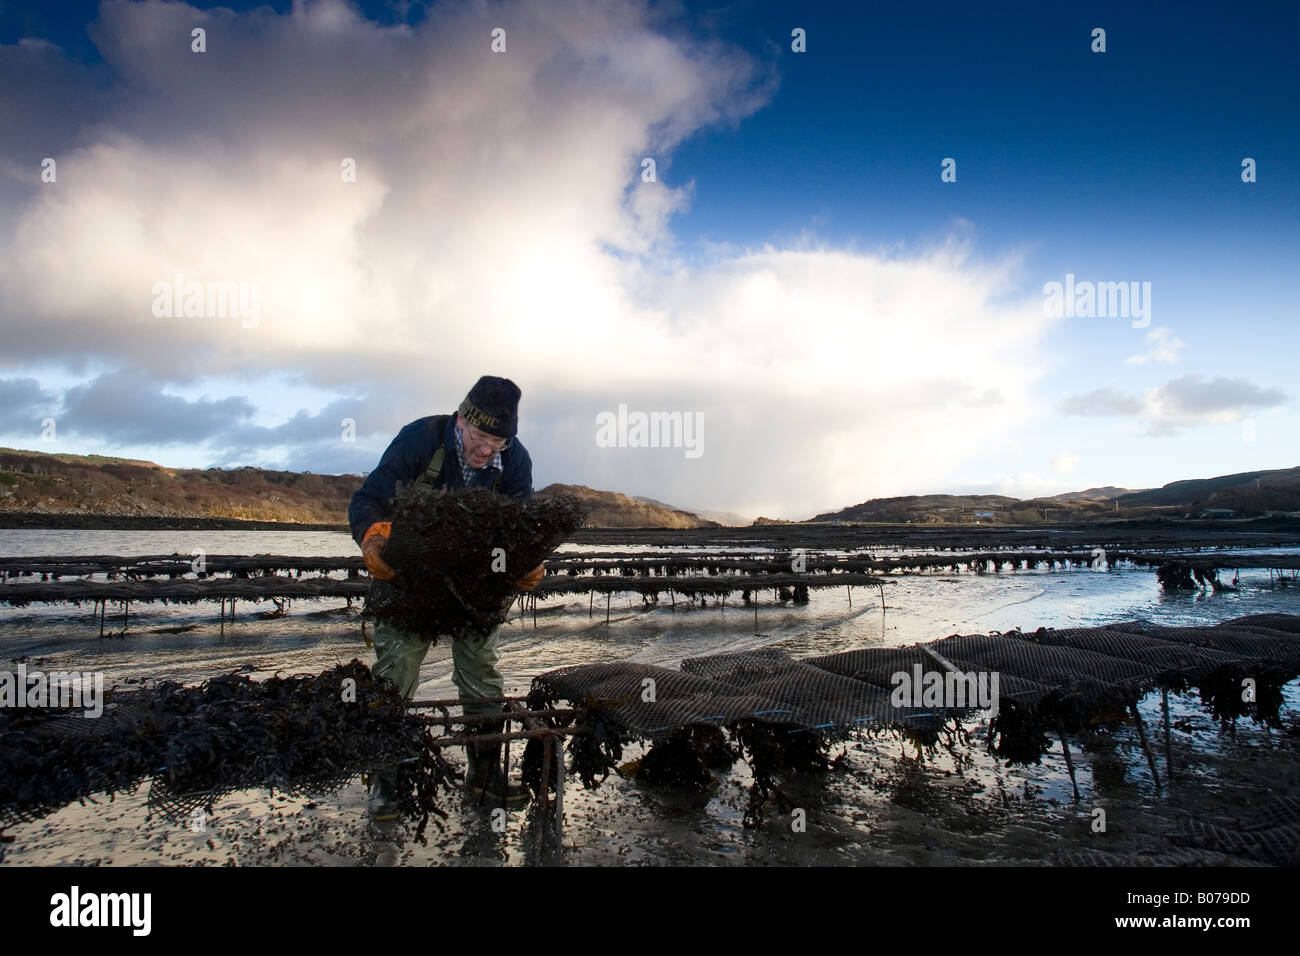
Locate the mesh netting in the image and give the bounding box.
[366,486,586,640]
[1052,847,1265,867]
[1106,620,1300,664]
[531,616,1300,785]
[1227,613,1300,634]
[805,646,1053,709]
[927,633,1162,705]
[528,660,787,739]
[1167,795,1300,865]
[1025,627,1240,685]
[531,649,949,742]
[680,647,947,730]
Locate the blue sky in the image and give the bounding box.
[0,0,1295,519]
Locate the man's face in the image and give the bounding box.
[457,414,507,468]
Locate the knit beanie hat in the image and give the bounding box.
[457,375,521,438]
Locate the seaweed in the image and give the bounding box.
[366,486,586,640]
[0,662,456,838]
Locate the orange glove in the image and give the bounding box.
[513,562,544,591]
[361,522,396,581]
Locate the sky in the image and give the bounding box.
[0,0,1296,520]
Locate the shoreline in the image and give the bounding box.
[0,513,349,532]
[2,511,1299,545]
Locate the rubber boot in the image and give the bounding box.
[464,722,530,809]
[366,770,400,821]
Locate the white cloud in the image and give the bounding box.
[1060,374,1287,437]
[1061,387,1144,416]
[0,0,1061,517]
[1050,450,1080,474]
[1125,326,1184,365]
[949,473,1077,499]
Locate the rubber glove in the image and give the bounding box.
[513,562,544,591]
[361,522,397,581]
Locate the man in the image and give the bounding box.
[350,375,543,817]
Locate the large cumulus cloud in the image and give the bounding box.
[1,0,1066,516]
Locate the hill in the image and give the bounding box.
[633,495,751,527]
[0,448,720,529]
[1050,486,1132,502]
[1116,467,1300,511]
[538,484,718,528]
[3,446,1296,530]
[0,447,358,524]
[803,467,1300,525]
[809,494,1026,524]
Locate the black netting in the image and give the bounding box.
[1106,621,1300,664]
[530,660,785,739]
[1227,613,1300,634]
[531,615,1300,785]
[926,634,1159,708]
[366,486,586,640]
[1170,796,1300,865]
[806,646,1053,709]
[1024,627,1240,685]
[681,648,948,730]
[1054,847,1260,867]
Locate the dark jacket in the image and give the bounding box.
[348,414,534,544]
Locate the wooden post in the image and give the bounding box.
[1130,699,1161,792]
[1059,725,1080,803]
[552,737,564,849]
[1161,688,1174,788]
[536,734,552,856]
[502,725,511,814]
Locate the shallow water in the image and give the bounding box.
[2,530,1298,866]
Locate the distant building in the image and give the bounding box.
[1198,508,1237,519]
[973,511,995,518]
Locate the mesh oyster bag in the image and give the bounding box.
[365,485,586,640]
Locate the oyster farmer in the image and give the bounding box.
[349,375,543,816]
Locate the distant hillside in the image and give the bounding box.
[0,447,358,524]
[1116,467,1300,511]
[633,495,752,527]
[538,484,718,528]
[0,447,721,530]
[809,494,1028,524]
[1050,486,1132,502]
[5,445,1296,530]
[800,467,1300,525]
